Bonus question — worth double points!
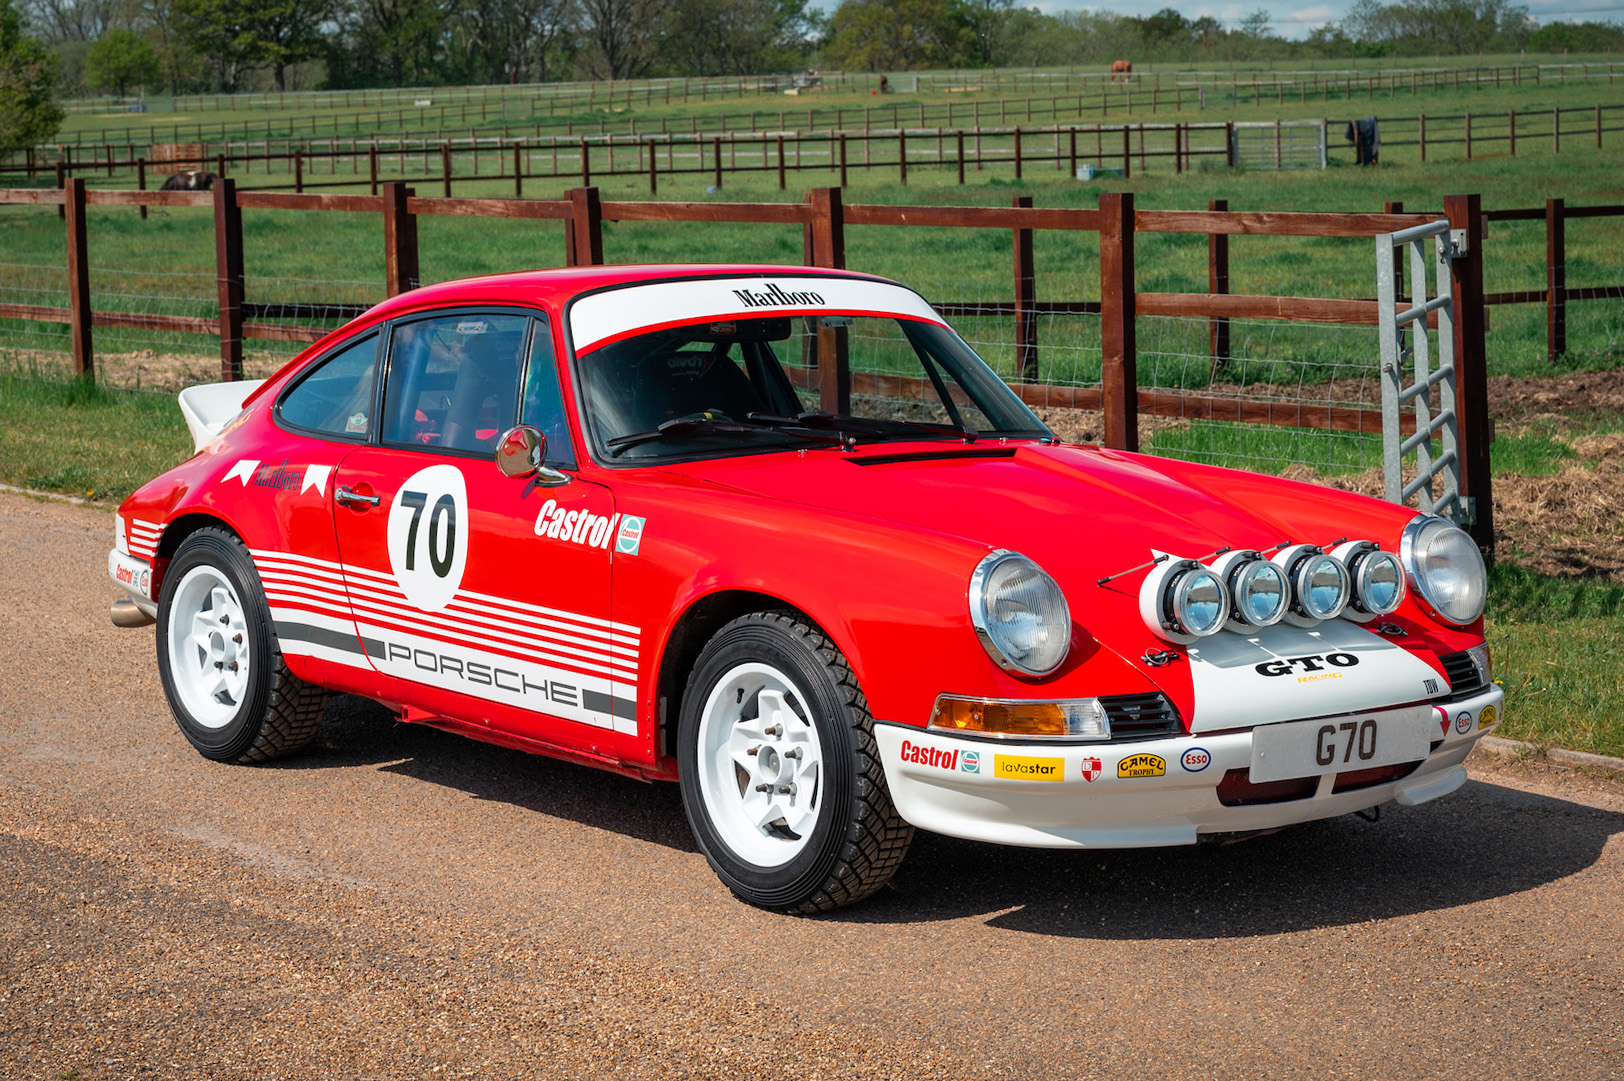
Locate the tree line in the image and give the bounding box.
[8,0,1624,100]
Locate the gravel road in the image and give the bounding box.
[2,490,1621,1080]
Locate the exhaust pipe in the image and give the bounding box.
[111,598,156,628]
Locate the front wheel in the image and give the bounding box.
[677,612,912,913]
[156,527,326,763]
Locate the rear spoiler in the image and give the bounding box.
[178,379,267,452]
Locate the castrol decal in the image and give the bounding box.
[533,498,621,550]
[900,739,959,772]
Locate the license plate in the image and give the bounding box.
[1250,705,1433,784]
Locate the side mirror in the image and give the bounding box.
[495,425,570,487]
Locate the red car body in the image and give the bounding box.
[109,264,1502,910]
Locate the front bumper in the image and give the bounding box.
[874,684,1503,848]
[108,548,158,620]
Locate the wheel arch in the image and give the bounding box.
[655,588,833,767]
[156,511,242,560]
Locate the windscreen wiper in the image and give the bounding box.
[606,413,845,456]
[750,411,977,443]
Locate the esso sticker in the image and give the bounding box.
[1180,747,1211,773]
[386,464,469,611]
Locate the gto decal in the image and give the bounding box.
[1117,753,1166,779]
[386,464,469,612]
[993,755,1064,781]
[534,498,621,550]
[1254,653,1360,677]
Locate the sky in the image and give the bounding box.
[1024,0,1624,39]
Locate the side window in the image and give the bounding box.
[277,333,379,438]
[381,313,529,455]
[519,317,575,469]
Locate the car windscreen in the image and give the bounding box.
[576,314,1051,462]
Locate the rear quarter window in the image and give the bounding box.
[277,333,380,439]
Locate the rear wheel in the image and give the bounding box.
[677,611,912,913]
[156,528,325,763]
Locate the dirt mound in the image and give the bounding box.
[1490,368,1624,427]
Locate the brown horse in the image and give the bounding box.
[1110,59,1132,83]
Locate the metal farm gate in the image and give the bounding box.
[1376,218,1472,527]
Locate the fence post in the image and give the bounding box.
[649,138,659,194]
[957,131,965,184]
[839,133,848,187]
[382,182,419,297]
[1013,126,1022,179]
[1464,112,1472,159]
[776,134,785,190]
[567,186,603,266]
[1012,196,1037,381]
[809,187,848,415]
[63,177,93,379]
[56,161,66,220]
[1208,198,1229,378]
[713,136,723,189]
[1444,193,1492,553]
[1546,197,1566,361]
[898,129,907,185]
[136,157,147,220]
[440,142,452,195]
[369,144,379,194]
[1552,106,1560,154]
[1224,121,1235,167]
[1385,201,1405,303]
[1098,191,1137,452]
[212,177,244,382]
[1121,125,1130,178]
[1508,110,1516,156]
[579,137,590,186]
[294,149,304,192]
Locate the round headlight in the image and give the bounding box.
[1166,566,1228,637]
[1291,552,1351,621]
[1350,548,1406,616]
[969,551,1071,676]
[1402,516,1487,624]
[1231,559,1289,628]
[1273,544,1340,627]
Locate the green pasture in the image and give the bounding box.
[41,59,1624,153]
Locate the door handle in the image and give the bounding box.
[336,485,381,508]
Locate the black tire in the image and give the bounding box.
[155,527,326,763]
[677,611,913,913]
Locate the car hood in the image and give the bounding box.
[664,441,1343,578]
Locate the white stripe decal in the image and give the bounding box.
[250,548,643,690]
[251,548,641,639]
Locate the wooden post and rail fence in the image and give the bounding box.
[14,101,1622,193]
[11,179,1624,548]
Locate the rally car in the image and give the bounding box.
[108,264,1501,913]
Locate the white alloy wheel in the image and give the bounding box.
[164,564,252,729]
[695,661,826,868]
